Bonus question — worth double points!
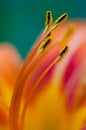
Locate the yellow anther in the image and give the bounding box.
[53,13,68,28]
[45,11,53,29]
[58,23,75,46]
[56,46,69,62]
[38,36,52,54]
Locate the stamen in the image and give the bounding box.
[40,13,68,48]
[21,46,69,127]
[38,36,52,54]
[58,23,74,46]
[10,11,69,130]
[56,46,69,62]
[45,11,53,28]
[53,13,68,28]
[59,46,68,56]
[47,32,51,37]
[42,38,51,50]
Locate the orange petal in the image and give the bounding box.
[0,43,22,86]
[0,43,22,128]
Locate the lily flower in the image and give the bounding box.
[0,11,86,130]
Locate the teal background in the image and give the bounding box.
[0,0,86,58]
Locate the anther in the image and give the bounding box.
[59,46,68,56]
[45,11,53,28]
[53,13,68,28]
[58,23,74,46]
[56,46,69,62]
[41,38,51,50]
[47,32,51,37]
[38,37,52,53]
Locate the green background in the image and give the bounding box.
[0,0,86,58]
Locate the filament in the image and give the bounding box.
[9,11,69,130]
[21,45,69,129]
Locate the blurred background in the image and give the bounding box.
[0,0,86,58]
